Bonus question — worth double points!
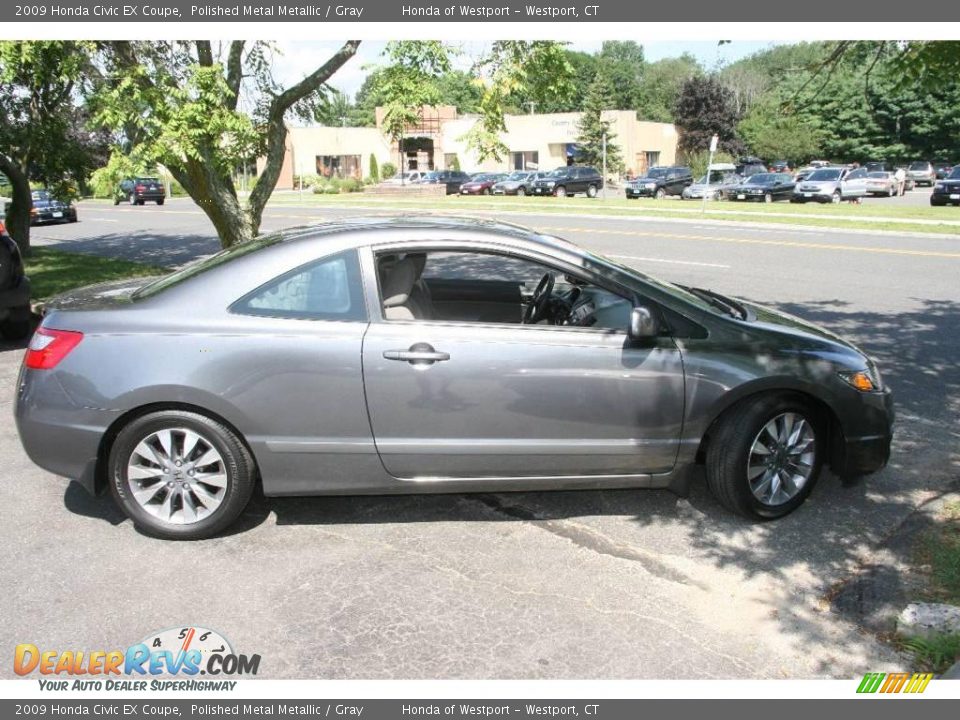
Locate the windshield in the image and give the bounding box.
[698,171,736,184]
[422,172,441,181]
[134,233,284,299]
[867,172,889,179]
[807,169,842,181]
[30,191,51,201]
[746,173,777,185]
[506,173,528,181]
[136,178,160,183]
[949,167,960,180]
[645,168,669,178]
[909,162,929,170]
[547,168,569,178]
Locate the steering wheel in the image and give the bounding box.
[523,272,555,324]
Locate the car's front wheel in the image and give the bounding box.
[705,395,823,519]
[554,186,567,197]
[655,188,666,200]
[517,187,526,197]
[108,410,256,540]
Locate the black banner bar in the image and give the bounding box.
[2,0,958,22]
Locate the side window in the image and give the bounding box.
[847,168,867,180]
[233,249,366,321]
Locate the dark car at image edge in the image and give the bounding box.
[930,166,960,206]
[0,219,32,339]
[14,216,893,539]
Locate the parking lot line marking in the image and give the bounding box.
[540,226,960,259]
[608,254,730,269]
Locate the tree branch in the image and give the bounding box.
[196,40,214,67]
[226,40,245,110]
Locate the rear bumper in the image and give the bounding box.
[15,366,115,494]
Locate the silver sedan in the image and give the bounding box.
[15,217,893,539]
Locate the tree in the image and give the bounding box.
[0,41,104,254]
[737,100,823,165]
[368,154,379,183]
[596,41,645,111]
[636,54,702,123]
[575,72,623,173]
[313,87,355,126]
[674,75,744,157]
[94,40,361,249]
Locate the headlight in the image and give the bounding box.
[545,181,555,186]
[645,182,656,189]
[838,362,883,392]
[935,183,945,190]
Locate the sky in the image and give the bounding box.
[268,40,782,99]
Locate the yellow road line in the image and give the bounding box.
[538,225,960,259]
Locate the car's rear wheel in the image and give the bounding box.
[157,198,165,206]
[705,394,823,520]
[108,410,256,540]
[587,184,598,198]
[129,194,137,206]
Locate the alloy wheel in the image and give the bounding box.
[746,412,816,506]
[125,427,228,525]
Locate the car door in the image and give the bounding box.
[844,168,868,198]
[359,246,686,480]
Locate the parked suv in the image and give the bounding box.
[792,166,869,203]
[735,156,768,178]
[420,170,471,195]
[907,161,936,187]
[626,166,693,199]
[531,166,604,197]
[116,177,166,206]
[0,218,32,339]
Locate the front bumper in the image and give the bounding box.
[834,387,894,477]
[531,185,556,195]
[31,208,76,224]
[625,186,657,197]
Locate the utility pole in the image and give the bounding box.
[526,101,536,115]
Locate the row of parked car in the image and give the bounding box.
[383,167,607,197]
[623,157,957,204]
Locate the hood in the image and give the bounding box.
[798,180,839,190]
[42,277,156,313]
[737,183,774,191]
[737,298,866,361]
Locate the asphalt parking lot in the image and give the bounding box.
[2,198,958,679]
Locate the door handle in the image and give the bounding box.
[383,343,450,365]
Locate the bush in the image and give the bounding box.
[381,162,397,180]
[369,155,379,183]
[682,150,735,180]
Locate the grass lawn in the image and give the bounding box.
[901,500,960,673]
[265,193,960,235]
[25,248,166,301]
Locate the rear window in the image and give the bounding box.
[909,162,929,170]
[807,169,842,181]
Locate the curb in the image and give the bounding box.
[942,661,960,679]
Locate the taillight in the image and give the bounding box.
[25,328,83,370]
[0,220,5,233]
[135,185,146,191]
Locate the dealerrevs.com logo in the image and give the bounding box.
[15,626,260,691]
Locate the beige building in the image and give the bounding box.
[263,106,678,190]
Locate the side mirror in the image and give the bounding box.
[629,305,659,340]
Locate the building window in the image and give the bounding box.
[509,151,539,171]
[316,155,362,179]
[645,151,661,170]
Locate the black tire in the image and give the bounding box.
[482,188,491,196]
[587,184,598,198]
[554,185,567,198]
[517,187,526,197]
[108,410,256,540]
[655,188,666,200]
[129,194,137,206]
[705,394,824,520]
[114,197,121,206]
[764,193,773,204]
[157,198,165,206]
[137,199,145,206]
[0,305,32,340]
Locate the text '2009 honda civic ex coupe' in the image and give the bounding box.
[15,217,893,539]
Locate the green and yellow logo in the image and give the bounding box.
[857,672,934,694]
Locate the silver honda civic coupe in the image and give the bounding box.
[15,217,893,539]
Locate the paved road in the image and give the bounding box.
[2,199,958,679]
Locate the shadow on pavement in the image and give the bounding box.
[42,232,220,267]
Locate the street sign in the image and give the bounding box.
[709,134,718,152]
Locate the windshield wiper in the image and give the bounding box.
[685,286,747,320]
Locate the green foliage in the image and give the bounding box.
[450,155,461,172]
[575,71,623,173]
[88,152,148,199]
[378,41,451,143]
[595,41,645,111]
[368,154,379,183]
[738,100,823,164]
[463,41,575,162]
[674,75,744,156]
[900,634,960,674]
[381,162,397,180]
[310,176,364,194]
[636,54,702,122]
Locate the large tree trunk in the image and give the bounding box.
[165,158,254,249]
[0,156,33,257]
